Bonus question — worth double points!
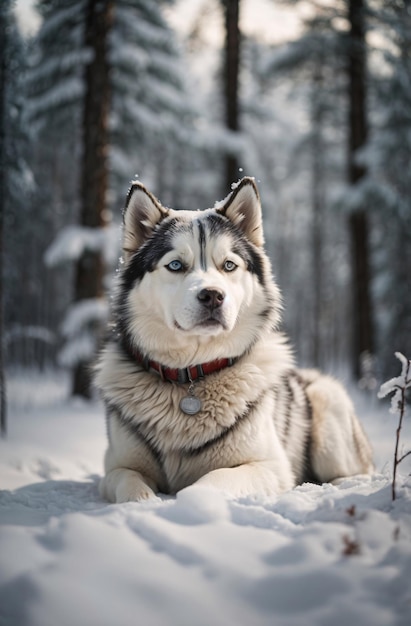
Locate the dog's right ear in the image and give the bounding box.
[122,182,169,261]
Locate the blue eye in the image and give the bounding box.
[167,260,183,272]
[223,260,237,272]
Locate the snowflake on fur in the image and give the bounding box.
[378,352,411,415]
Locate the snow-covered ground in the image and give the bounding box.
[1,370,410,626]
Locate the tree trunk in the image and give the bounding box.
[72,0,112,398]
[347,0,374,379]
[0,6,7,436]
[222,0,241,191]
[311,64,325,368]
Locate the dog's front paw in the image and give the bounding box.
[115,481,157,503]
[101,469,158,503]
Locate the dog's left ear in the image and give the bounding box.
[122,182,169,261]
[218,177,264,247]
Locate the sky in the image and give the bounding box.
[165,0,302,45]
[14,0,41,34]
[14,0,303,44]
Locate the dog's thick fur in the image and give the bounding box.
[95,177,373,502]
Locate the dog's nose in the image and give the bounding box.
[197,288,225,310]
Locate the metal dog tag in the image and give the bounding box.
[180,381,202,415]
[180,395,202,415]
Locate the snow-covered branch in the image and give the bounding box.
[378,352,411,500]
[44,224,121,268]
[58,298,108,368]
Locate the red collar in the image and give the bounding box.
[126,345,236,384]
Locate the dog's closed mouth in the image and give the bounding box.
[199,318,221,326]
[174,318,225,332]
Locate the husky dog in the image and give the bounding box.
[95,177,373,503]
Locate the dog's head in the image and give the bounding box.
[116,177,281,366]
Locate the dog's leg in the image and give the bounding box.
[100,468,158,503]
[305,375,374,482]
[194,459,295,498]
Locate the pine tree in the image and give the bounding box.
[258,0,380,377]
[29,0,196,212]
[347,0,374,379]
[71,0,112,398]
[221,0,241,191]
[1,1,35,431]
[0,2,7,436]
[257,2,351,368]
[25,0,85,373]
[365,0,411,376]
[109,0,196,208]
[27,0,196,396]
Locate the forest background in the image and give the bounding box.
[1,0,410,424]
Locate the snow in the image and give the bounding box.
[1,373,411,626]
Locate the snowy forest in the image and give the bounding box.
[1,0,411,413]
[1,3,411,624]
